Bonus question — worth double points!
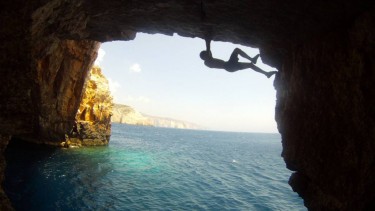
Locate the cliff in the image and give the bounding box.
[111,104,152,126]
[112,104,202,130]
[66,66,113,146]
[1,0,374,210]
[145,116,203,130]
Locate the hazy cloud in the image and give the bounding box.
[94,48,106,65]
[129,63,142,73]
[107,78,121,94]
[125,95,151,103]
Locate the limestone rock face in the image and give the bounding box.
[67,66,113,146]
[0,0,374,210]
[32,39,100,144]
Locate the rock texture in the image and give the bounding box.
[112,104,203,129]
[0,0,375,210]
[0,135,12,211]
[275,8,375,210]
[32,39,100,144]
[66,66,113,146]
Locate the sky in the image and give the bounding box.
[95,33,278,133]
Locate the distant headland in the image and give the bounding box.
[111,104,204,130]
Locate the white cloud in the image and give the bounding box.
[107,78,121,94]
[94,48,106,66]
[129,63,142,73]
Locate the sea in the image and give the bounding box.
[4,123,306,211]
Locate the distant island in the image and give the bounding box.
[111,104,204,130]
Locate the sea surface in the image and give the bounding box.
[5,124,305,211]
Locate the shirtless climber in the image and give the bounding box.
[199,38,277,78]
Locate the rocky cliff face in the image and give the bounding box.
[66,66,113,146]
[1,0,374,210]
[32,39,100,144]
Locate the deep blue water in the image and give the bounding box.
[5,124,305,210]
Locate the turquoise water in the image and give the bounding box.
[5,124,305,210]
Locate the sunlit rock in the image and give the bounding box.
[66,66,113,147]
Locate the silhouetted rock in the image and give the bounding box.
[0,135,12,211]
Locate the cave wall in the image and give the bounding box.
[1,0,374,210]
[1,0,100,143]
[0,2,35,136]
[0,135,12,210]
[31,38,100,144]
[275,8,375,210]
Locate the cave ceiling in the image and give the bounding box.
[38,0,372,68]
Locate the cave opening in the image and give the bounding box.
[3,33,306,210]
[100,33,278,133]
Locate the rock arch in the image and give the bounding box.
[1,0,374,210]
